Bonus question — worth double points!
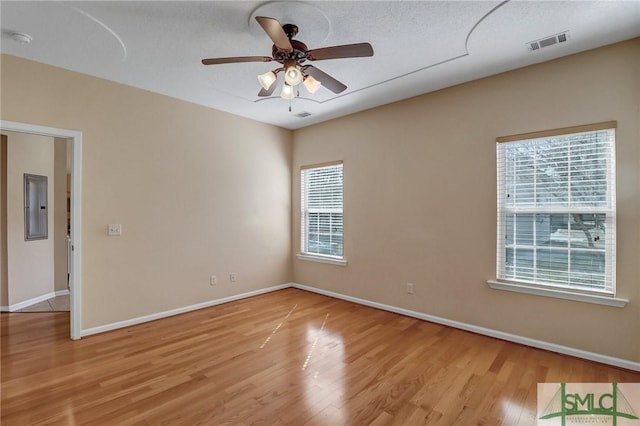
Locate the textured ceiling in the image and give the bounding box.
[1,1,639,129]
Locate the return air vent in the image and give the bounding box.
[527,31,569,52]
[295,111,312,118]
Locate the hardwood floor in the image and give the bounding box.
[1,288,639,425]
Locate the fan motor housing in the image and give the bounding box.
[272,39,308,63]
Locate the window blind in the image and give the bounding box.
[301,163,343,258]
[496,127,616,293]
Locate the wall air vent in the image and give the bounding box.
[526,31,569,52]
[295,111,312,118]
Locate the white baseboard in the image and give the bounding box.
[2,291,57,312]
[291,283,640,372]
[73,281,640,371]
[80,283,292,337]
[1,290,70,312]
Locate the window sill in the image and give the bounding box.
[487,280,628,307]
[297,253,347,267]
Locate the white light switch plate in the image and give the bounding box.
[108,224,122,236]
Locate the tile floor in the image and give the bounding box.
[15,294,70,312]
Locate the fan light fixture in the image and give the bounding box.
[202,16,375,106]
[303,75,321,94]
[257,71,277,90]
[284,65,303,86]
[280,83,295,100]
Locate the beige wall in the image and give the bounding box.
[0,135,7,307]
[1,55,292,328]
[54,137,68,292]
[2,40,637,363]
[4,131,55,305]
[292,39,640,362]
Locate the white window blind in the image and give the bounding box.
[301,162,343,259]
[496,125,616,294]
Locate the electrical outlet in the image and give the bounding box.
[230,273,237,283]
[210,275,217,286]
[406,283,414,294]
[108,224,122,236]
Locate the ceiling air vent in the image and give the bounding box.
[526,31,569,52]
[295,111,312,118]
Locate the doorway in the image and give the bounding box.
[0,120,82,340]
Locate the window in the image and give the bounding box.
[300,162,344,261]
[496,123,616,295]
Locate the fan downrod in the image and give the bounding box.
[282,24,298,39]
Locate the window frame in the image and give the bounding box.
[490,121,626,306]
[298,161,346,266]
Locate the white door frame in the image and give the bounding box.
[1,120,82,340]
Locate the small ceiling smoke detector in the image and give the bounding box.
[10,32,33,44]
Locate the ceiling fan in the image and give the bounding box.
[201,16,374,99]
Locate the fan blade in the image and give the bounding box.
[306,43,374,61]
[304,66,347,94]
[258,82,277,97]
[202,56,272,65]
[255,16,293,52]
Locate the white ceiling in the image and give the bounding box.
[2,1,639,130]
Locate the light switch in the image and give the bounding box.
[108,224,122,236]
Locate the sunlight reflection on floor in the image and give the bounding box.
[258,304,297,349]
[302,313,329,371]
[501,398,527,423]
[303,314,345,424]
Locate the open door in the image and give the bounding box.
[0,120,82,340]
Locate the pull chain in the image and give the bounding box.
[289,87,300,113]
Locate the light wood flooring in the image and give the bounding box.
[1,288,639,425]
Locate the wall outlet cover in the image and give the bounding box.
[108,224,122,236]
